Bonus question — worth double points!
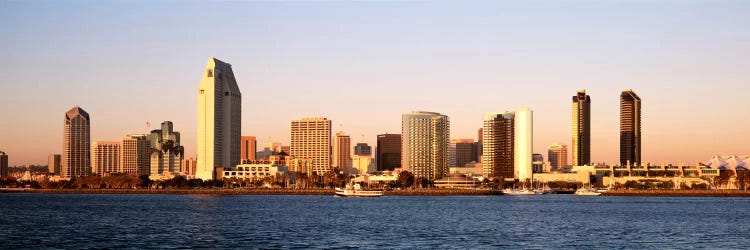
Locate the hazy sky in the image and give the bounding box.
[1,1,749,166]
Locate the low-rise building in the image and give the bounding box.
[223,163,289,180]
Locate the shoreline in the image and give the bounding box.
[603,190,750,197]
[0,188,503,196]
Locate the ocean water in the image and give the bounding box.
[0,193,748,249]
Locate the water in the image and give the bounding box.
[0,194,748,249]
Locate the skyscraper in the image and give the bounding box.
[482,108,533,181]
[62,106,90,178]
[48,154,61,175]
[548,143,567,171]
[376,133,401,171]
[402,111,450,181]
[620,89,642,167]
[241,136,257,162]
[121,134,150,176]
[354,143,372,156]
[333,132,352,171]
[197,57,242,180]
[476,128,483,162]
[452,139,475,167]
[92,141,121,176]
[0,151,7,177]
[290,117,332,175]
[572,89,591,166]
[150,121,184,177]
[482,112,515,180]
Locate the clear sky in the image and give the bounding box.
[1,0,748,166]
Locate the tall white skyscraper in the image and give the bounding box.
[197,57,242,180]
[290,118,332,175]
[514,108,533,181]
[401,111,450,181]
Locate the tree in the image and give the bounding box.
[397,171,415,188]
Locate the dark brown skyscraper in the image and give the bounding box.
[482,112,515,180]
[453,139,475,167]
[572,89,591,166]
[475,128,483,162]
[376,133,401,171]
[620,89,641,166]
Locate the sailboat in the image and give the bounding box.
[574,183,601,196]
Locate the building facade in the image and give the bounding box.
[354,143,372,156]
[532,154,544,173]
[453,139,476,167]
[0,151,7,177]
[92,141,121,176]
[402,111,450,181]
[352,155,374,175]
[572,89,591,166]
[62,106,91,178]
[482,108,533,181]
[121,134,150,176]
[181,158,197,176]
[149,121,184,177]
[620,89,642,167]
[482,112,515,180]
[290,117,332,175]
[48,154,61,175]
[548,143,568,171]
[241,136,257,162]
[376,133,401,171]
[197,57,242,180]
[333,132,352,171]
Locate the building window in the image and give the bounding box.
[199,90,204,94]
[207,70,213,77]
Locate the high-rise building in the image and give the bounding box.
[290,117,332,175]
[572,89,591,166]
[92,141,121,176]
[48,154,61,175]
[62,106,91,178]
[453,139,475,167]
[197,57,242,180]
[532,154,544,173]
[149,121,184,177]
[354,143,372,156]
[376,134,401,171]
[333,132,352,172]
[482,108,533,181]
[0,151,7,177]
[620,89,642,167]
[476,128,483,163]
[402,111,450,181]
[514,108,533,181]
[241,136,257,162]
[482,112,514,180]
[181,158,197,176]
[121,134,150,176]
[548,144,568,171]
[352,155,374,175]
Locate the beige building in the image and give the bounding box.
[352,155,374,175]
[548,144,568,171]
[92,141,121,176]
[63,106,91,178]
[402,111,450,181]
[333,131,352,172]
[290,117,332,175]
[223,163,289,180]
[121,134,150,176]
[181,158,197,177]
[149,121,184,179]
[48,154,61,175]
[197,57,242,180]
[572,89,591,166]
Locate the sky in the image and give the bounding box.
[0,0,749,166]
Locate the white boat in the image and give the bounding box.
[503,188,537,195]
[574,188,602,196]
[335,184,384,197]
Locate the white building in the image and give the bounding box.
[514,108,533,182]
[197,57,242,180]
[223,163,289,180]
[402,111,450,181]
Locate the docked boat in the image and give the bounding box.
[502,188,537,195]
[335,184,384,197]
[574,188,602,196]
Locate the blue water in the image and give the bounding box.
[0,194,748,249]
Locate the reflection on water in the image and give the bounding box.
[0,194,748,248]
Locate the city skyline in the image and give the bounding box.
[2,2,749,166]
